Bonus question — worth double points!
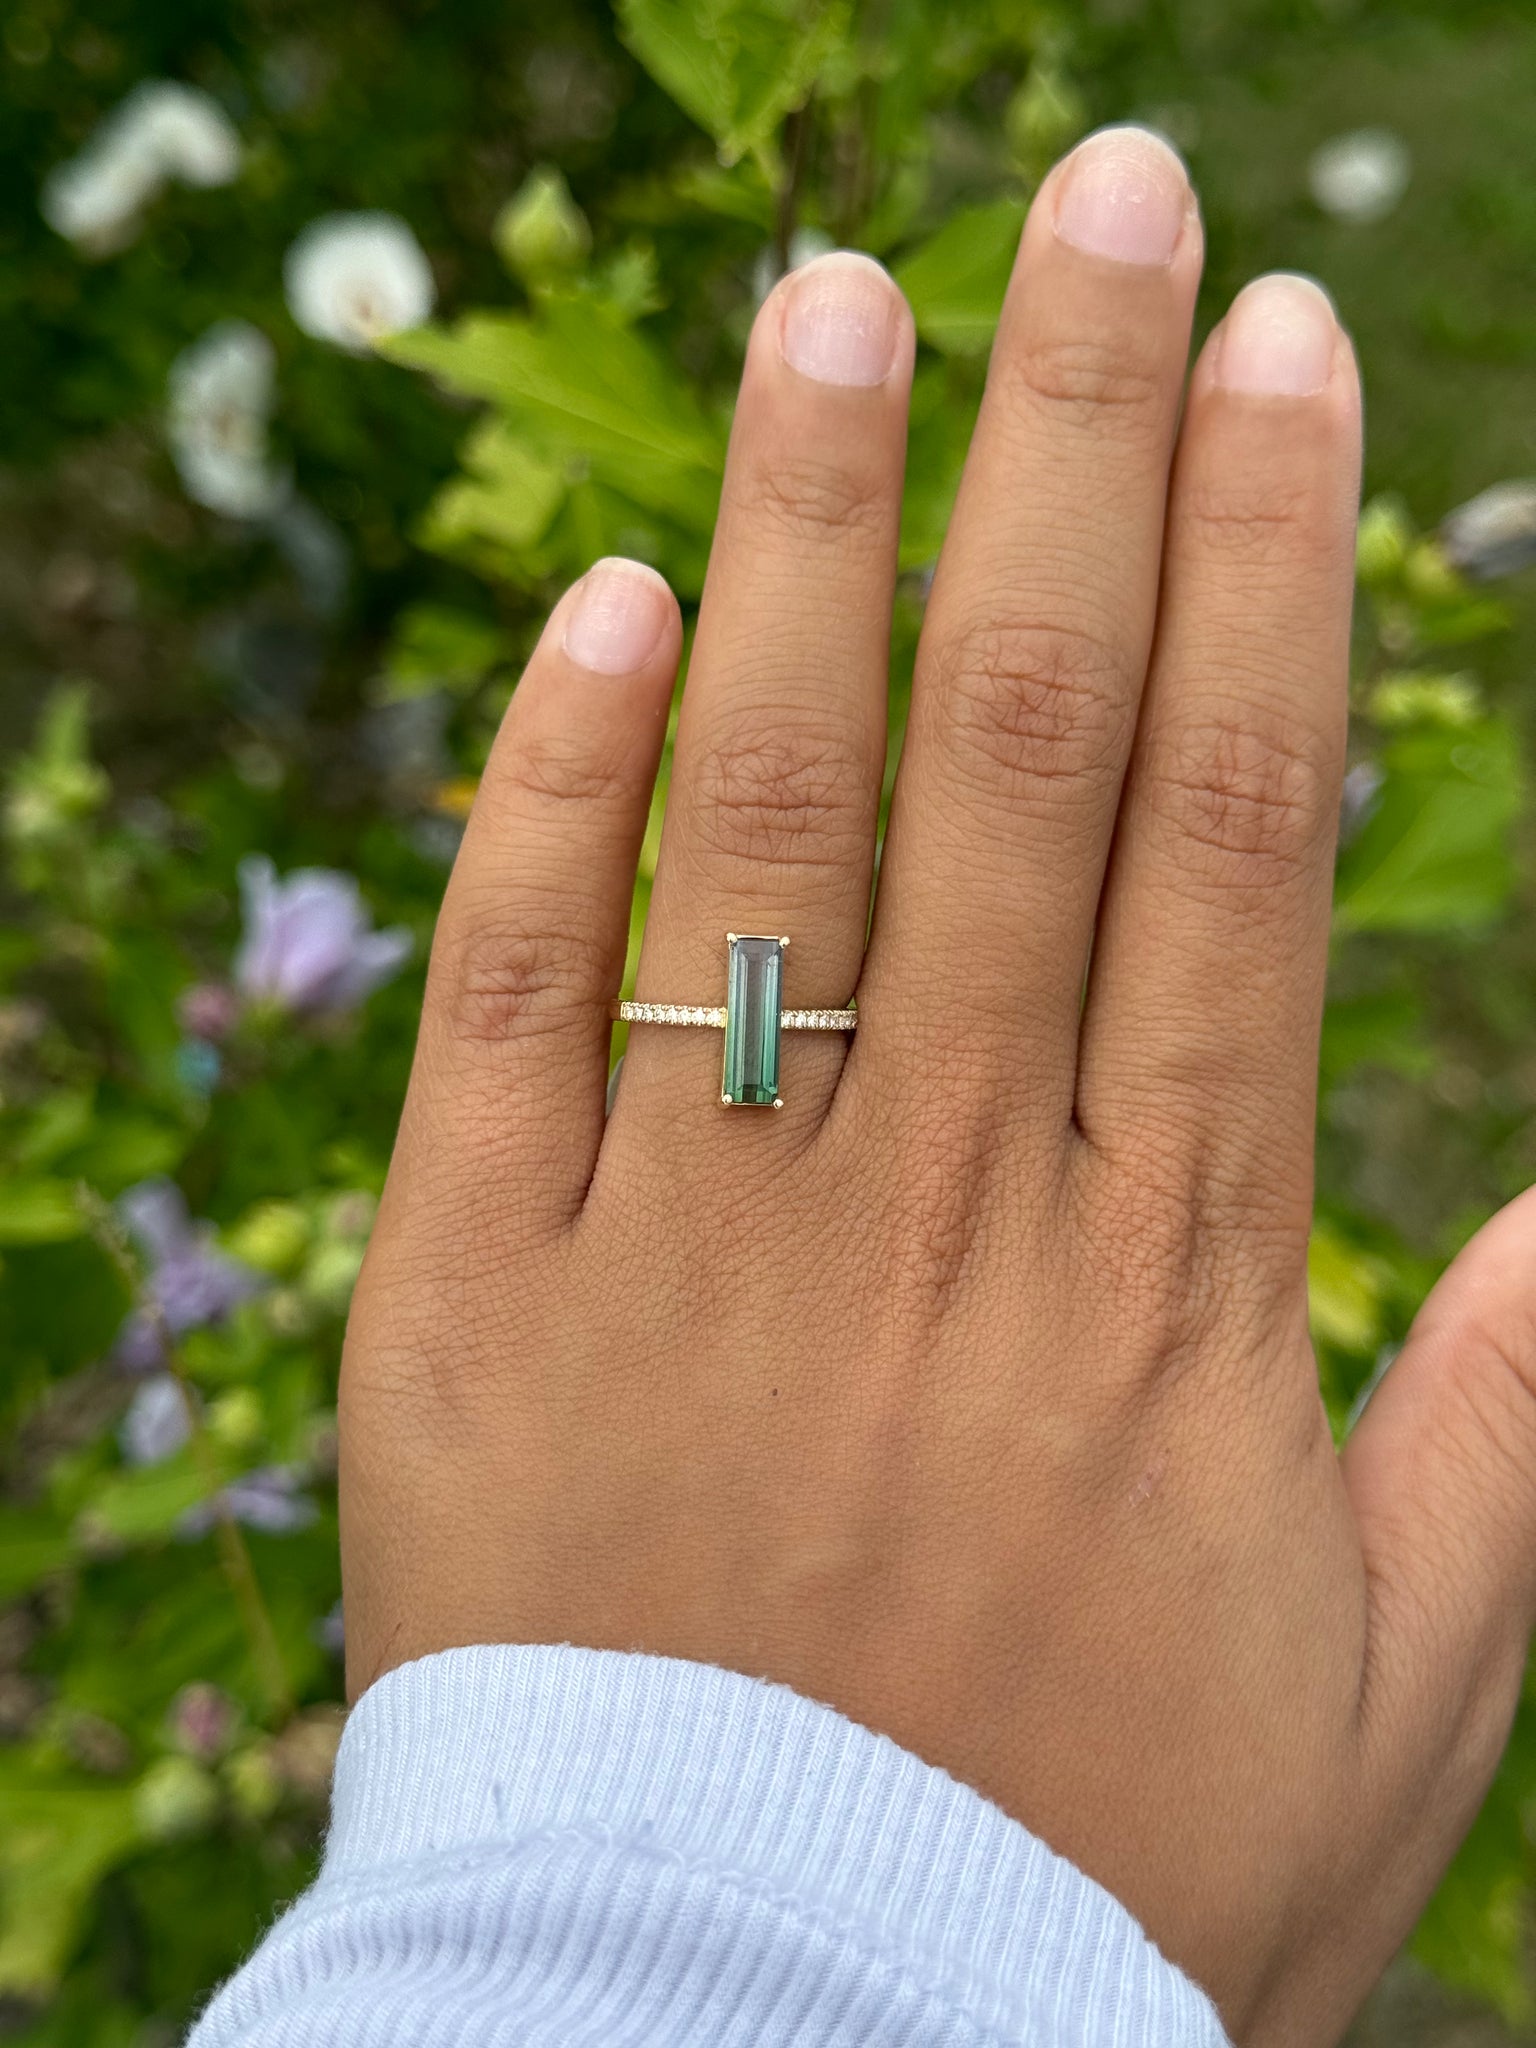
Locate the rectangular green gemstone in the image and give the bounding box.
[722,935,783,1106]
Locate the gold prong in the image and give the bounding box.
[726,931,738,945]
[779,936,790,948]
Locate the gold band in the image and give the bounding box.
[612,1001,856,1031]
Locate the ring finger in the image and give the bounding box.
[610,252,915,1140]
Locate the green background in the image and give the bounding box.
[2,1,1536,2039]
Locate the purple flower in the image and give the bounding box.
[114,1180,259,1371]
[120,1372,193,1465]
[169,1682,237,1760]
[178,1464,319,1539]
[234,857,411,1017]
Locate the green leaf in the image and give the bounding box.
[0,1179,82,1246]
[0,1766,139,1995]
[1333,720,1521,934]
[0,1510,73,1603]
[380,602,513,702]
[70,1118,185,1193]
[1414,596,1512,648]
[895,199,1025,355]
[1318,988,1430,1090]
[12,1093,95,1171]
[899,363,975,569]
[416,422,568,572]
[617,0,850,165]
[388,300,724,533]
[83,1451,220,1545]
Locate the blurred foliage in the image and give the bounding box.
[1,0,1535,2040]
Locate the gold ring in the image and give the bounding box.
[612,933,855,1109]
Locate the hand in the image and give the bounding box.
[339,126,1536,2044]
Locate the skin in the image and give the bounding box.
[339,129,1536,2044]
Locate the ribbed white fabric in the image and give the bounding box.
[189,1645,1229,2046]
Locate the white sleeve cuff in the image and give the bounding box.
[192,1643,1230,2046]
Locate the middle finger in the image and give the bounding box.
[858,127,1202,1131]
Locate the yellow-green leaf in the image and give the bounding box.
[1307,1223,1384,1356]
[0,1179,82,1246]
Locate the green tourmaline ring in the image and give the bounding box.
[613,934,857,1109]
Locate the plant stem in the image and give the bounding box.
[774,103,812,277]
[836,0,894,246]
[78,1185,295,1724]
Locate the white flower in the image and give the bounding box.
[283,213,436,353]
[42,81,241,252]
[42,147,157,252]
[124,80,243,187]
[168,321,289,519]
[120,1373,193,1467]
[1440,480,1536,582]
[1308,129,1410,224]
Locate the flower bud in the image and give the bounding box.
[303,1239,365,1314]
[1355,497,1411,585]
[272,1705,346,1800]
[494,167,591,283]
[225,1200,311,1276]
[177,981,240,1041]
[64,1710,133,1775]
[1404,539,1464,605]
[169,1681,237,1761]
[206,1386,264,1452]
[134,1754,219,1840]
[224,1740,281,1820]
[263,1285,313,1338]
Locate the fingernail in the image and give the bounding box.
[562,558,670,675]
[780,251,901,387]
[1053,125,1190,266]
[1215,274,1338,396]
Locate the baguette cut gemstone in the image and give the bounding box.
[722,935,783,1105]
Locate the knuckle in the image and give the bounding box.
[1072,1132,1296,1394]
[439,913,612,1046]
[1176,473,1326,574]
[1078,1161,1207,1377]
[871,1094,1003,1328]
[1007,329,1169,432]
[742,449,889,549]
[500,728,634,811]
[925,615,1127,804]
[690,720,872,870]
[1145,706,1335,890]
[1445,1299,1536,1488]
